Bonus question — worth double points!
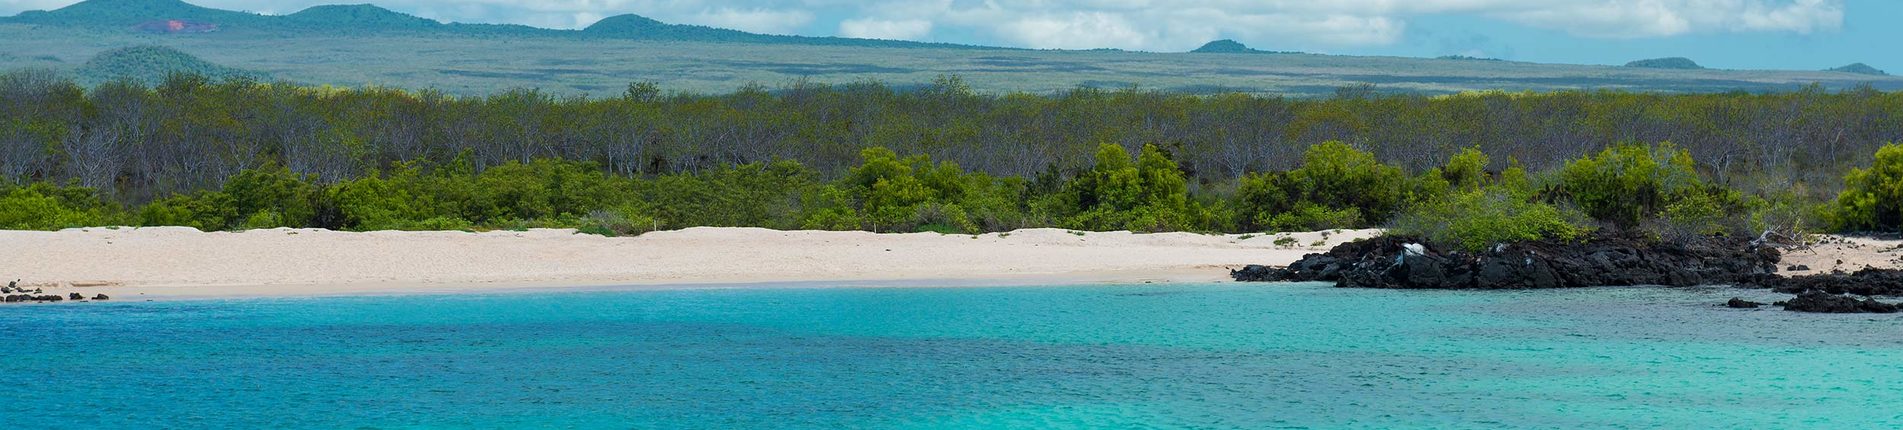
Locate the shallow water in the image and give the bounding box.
[2,283,1899,429]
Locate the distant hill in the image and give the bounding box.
[1625,57,1705,70]
[1,0,989,49]
[1437,55,1503,62]
[6,0,263,28]
[1828,63,1888,76]
[1189,39,1299,55]
[75,45,265,85]
[1191,40,1252,53]
[283,4,442,31]
[4,0,1902,97]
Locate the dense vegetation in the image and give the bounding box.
[3,71,1902,245]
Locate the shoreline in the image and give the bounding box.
[2,227,1380,301]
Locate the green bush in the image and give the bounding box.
[1059,144,1206,232]
[578,206,659,237]
[0,183,116,230]
[641,160,819,230]
[1557,142,1706,228]
[1392,188,1590,252]
[223,164,320,229]
[1237,141,1410,231]
[1831,143,1903,232]
[138,191,237,231]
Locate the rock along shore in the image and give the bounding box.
[1232,234,1903,314]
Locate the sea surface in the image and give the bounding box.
[2,283,1900,429]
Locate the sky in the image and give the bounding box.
[2,0,1895,72]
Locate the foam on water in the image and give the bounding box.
[2,283,1898,428]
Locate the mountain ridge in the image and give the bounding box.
[2,0,996,49]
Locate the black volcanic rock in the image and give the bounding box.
[1725,298,1763,309]
[1743,268,1903,296]
[1777,291,1899,313]
[1234,234,1779,290]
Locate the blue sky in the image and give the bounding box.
[3,0,1893,72]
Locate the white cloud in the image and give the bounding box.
[685,7,812,34]
[832,0,1843,51]
[0,0,1846,48]
[838,18,931,40]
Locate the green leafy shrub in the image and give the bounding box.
[223,164,320,229]
[0,183,116,230]
[1557,142,1706,228]
[1392,189,1590,252]
[578,206,659,237]
[1059,144,1206,232]
[1237,141,1410,231]
[138,191,237,231]
[1830,143,1903,232]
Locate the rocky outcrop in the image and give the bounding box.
[1774,291,1900,313]
[1725,298,1763,309]
[1234,234,1779,290]
[1743,268,1903,296]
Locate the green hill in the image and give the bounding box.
[1190,40,1252,53]
[1189,39,1299,54]
[1625,57,1705,70]
[75,45,265,85]
[3,0,1900,97]
[1,0,983,48]
[7,0,263,28]
[283,4,442,31]
[1828,63,1888,76]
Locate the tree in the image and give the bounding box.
[1832,143,1903,232]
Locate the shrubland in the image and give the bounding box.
[1,72,1898,248]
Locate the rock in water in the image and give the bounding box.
[1742,268,1903,296]
[1725,298,1763,309]
[1778,291,1900,313]
[1232,234,1779,290]
[93,294,110,301]
[68,293,84,300]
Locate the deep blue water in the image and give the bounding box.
[2,283,1900,429]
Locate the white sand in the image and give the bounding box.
[1779,234,1903,274]
[0,227,1381,300]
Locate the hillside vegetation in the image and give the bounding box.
[1626,57,1705,70]
[2,72,1900,239]
[74,45,265,85]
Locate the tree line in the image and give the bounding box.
[3,70,1902,240]
[4,70,1901,204]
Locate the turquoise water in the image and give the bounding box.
[2,283,1900,429]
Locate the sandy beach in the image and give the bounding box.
[0,227,1382,300]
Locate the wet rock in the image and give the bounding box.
[2,295,24,303]
[1725,298,1763,309]
[1741,268,1903,296]
[93,294,110,301]
[1234,233,1779,290]
[1778,290,1900,313]
[67,293,83,300]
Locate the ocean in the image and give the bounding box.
[3,283,1899,429]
